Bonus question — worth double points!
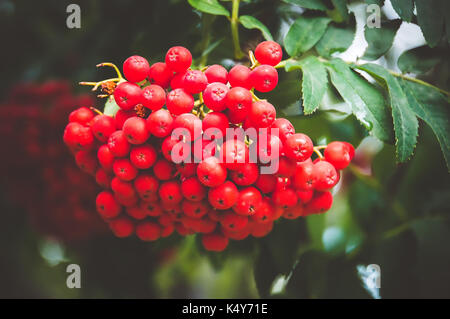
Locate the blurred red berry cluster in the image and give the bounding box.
[0,81,106,242]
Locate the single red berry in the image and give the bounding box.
[159,180,183,205]
[165,46,192,73]
[255,173,277,193]
[283,203,304,220]
[258,133,283,163]
[284,133,313,162]
[63,122,94,151]
[172,113,200,142]
[107,130,131,157]
[141,201,163,217]
[97,144,115,171]
[203,82,229,111]
[111,177,136,199]
[75,150,97,175]
[254,41,283,66]
[271,118,295,143]
[275,156,296,178]
[296,189,314,204]
[146,109,174,137]
[324,141,354,170]
[96,191,121,219]
[134,174,159,198]
[233,187,262,216]
[69,107,94,125]
[148,62,173,88]
[109,217,134,238]
[183,69,208,94]
[225,87,252,122]
[202,112,229,140]
[230,162,259,186]
[313,160,339,191]
[130,144,157,169]
[114,109,135,129]
[136,222,161,241]
[123,55,150,83]
[141,84,166,111]
[170,71,186,89]
[153,158,176,180]
[220,139,250,170]
[182,200,209,218]
[208,181,239,210]
[250,65,278,93]
[249,101,276,128]
[113,158,138,181]
[95,168,111,188]
[181,177,206,201]
[202,233,229,252]
[204,64,228,84]
[221,212,248,232]
[292,158,315,191]
[251,198,275,223]
[90,114,116,142]
[176,162,197,178]
[272,187,298,209]
[228,65,252,89]
[113,82,142,111]
[166,88,194,115]
[304,191,333,215]
[197,156,227,187]
[126,205,147,220]
[122,116,150,145]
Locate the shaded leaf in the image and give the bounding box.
[103,96,119,117]
[315,15,356,57]
[284,16,331,57]
[285,56,328,114]
[187,0,230,17]
[397,45,445,74]
[326,59,393,142]
[363,19,402,61]
[330,0,349,22]
[239,15,273,41]
[415,0,445,47]
[390,0,414,22]
[399,79,450,170]
[356,63,419,163]
[253,244,279,298]
[282,0,328,11]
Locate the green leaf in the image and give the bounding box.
[239,15,273,41]
[330,0,349,22]
[315,16,356,57]
[326,59,393,142]
[398,79,450,170]
[187,0,230,17]
[356,63,419,163]
[390,0,414,22]
[104,96,120,117]
[397,45,444,74]
[363,19,402,61]
[365,0,384,6]
[282,0,328,11]
[415,0,445,47]
[284,16,331,57]
[285,56,328,114]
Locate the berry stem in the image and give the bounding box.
[96,62,124,80]
[230,0,245,60]
[79,78,121,91]
[313,146,324,159]
[249,50,259,69]
[251,90,261,101]
[90,107,103,115]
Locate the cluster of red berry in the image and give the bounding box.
[63,41,354,251]
[0,81,106,242]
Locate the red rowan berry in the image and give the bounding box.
[233,187,262,216]
[324,141,354,170]
[250,65,278,93]
[130,144,157,169]
[202,233,229,251]
[204,64,228,84]
[69,107,94,125]
[254,41,283,66]
[108,130,131,157]
[122,116,150,145]
[159,180,183,205]
[183,69,208,94]
[197,156,227,187]
[228,64,252,89]
[113,82,142,111]
[249,101,276,128]
[146,109,174,137]
[166,88,194,115]
[90,114,116,142]
[153,158,176,180]
[113,158,138,181]
[208,181,239,210]
[141,84,166,111]
[96,191,121,219]
[148,62,173,88]
[109,217,134,238]
[181,177,206,201]
[123,55,150,83]
[136,222,161,241]
[203,82,229,112]
[284,133,313,162]
[165,46,192,73]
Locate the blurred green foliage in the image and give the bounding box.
[0,0,449,299]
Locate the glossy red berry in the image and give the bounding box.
[293,159,315,191]
[136,222,161,241]
[202,233,229,252]
[324,141,354,170]
[123,55,150,83]
[141,84,166,111]
[69,107,94,125]
[95,168,111,188]
[202,112,229,139]
[305,191,333,215]
[254,41,283,66]
[109,217,134,238]
[197,156,227,187]
[228,65,252,89]
[166,88,194,115]
[220,139,250,170]
[271,118,295,143]
[113,82,142,111]
[75,150,97,175]
[284,133,313,162]
[122,116,150,145]
[146,109,173,137]
[159,180,183,205]
[153,158,176,180]
[272,187,298,209]
[114,109,135,129]
[172,113,200,142]
[111,177,136,199]
[203,82,229,112]
[181,177,206,201]
[113,158,138,181]
[233,187,262,216]
[182,200,209,218]
[221,212,248,232]
[204,64,228,84]
[250,65,278,93]
[255,173,277,193]
[208,181,239,210]
[148,62,173,88]
[249,101,276,128]
[183,69,208,94]
[230,162,259,186]
[96,191,121,219]
[165,46,192,73]
[91,115,116,142]
[313,160,339,191]
[251,198,275,223]
[130,144,157,169]
[126,205,147,220]
[225,87,252,123]
[107,130,131,157]
[134,174,159,200]
[63,122,94,151]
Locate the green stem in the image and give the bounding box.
[198,14,214,69]
[231,0,244,60]
[389,70,450,97]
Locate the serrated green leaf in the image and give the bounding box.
[363,19,402,61]
[104,96,120,117]
[282,0,328,11]
[326,59,393,142]
[399,79,450,170]
[356,63,419,163]
[286,56,328,114]
[390,0,414,22]
[284,16,331,57]
[315,16,355,57]
[239,15,273,41]
[397,45,444,74]
[415,0,445,47]
[187,0,230,17]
